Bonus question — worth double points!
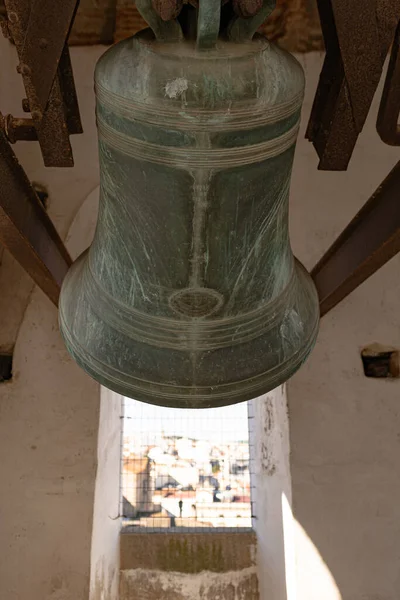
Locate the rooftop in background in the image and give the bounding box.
[121,398,254,531]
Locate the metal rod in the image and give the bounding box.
[196,0,221,49]
[0,114,37,142]
[0,130,72,306]
[312,160,400,316]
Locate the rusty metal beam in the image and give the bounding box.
[3,0,82,167]
[0,130,71,306]
[58,43,83,136]
[312,161,400,316]
[377,20,400,146]
[17,0,78,112]
[307,0,400,170]
[305,0,359,170]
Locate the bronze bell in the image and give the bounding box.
[59,1,319,408]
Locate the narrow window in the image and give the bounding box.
[121,399,254,531]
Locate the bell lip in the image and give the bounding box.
[59,308,319,409]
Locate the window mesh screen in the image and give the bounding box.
[121,398,254,531]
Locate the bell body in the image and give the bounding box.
[59,30,319,408]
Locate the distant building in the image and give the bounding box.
[122,454,157,518]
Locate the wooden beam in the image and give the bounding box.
[0,130,71,306]
[312,161,400,316]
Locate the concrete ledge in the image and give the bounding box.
[120,531,257,573]
[120,567,259,600]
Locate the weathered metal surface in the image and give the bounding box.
[152,0,182,21]
[59,22,319,407]
[0,130,72,306]
[377,21,400,146]
[2,0,82,167]
[114,0,322,51]
[305,0,355,170]
[312,160,400,316]
[197,0,221,47]
[307,0,400,170]
[0,113,37,142]
[58,44,83,136]
[0,0,322,49]
[11,0,78,112]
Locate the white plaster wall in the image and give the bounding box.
[288,53,400,600]
[250,389,296,600]
[0,40,106,600]
[0,285,99,600]
[90,387,122,600]
[64,187,122,600]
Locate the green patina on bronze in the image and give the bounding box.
[59,4,319,408]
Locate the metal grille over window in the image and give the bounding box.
[121,398,254,531]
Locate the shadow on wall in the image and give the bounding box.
[260,482,342,600]
[285,268,400,600]
[286,492,342,600]
[251,389,343,600]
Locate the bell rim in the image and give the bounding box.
[59,306,319,409]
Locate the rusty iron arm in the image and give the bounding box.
[308,2,400,315]
[307,0,400,170]
[377,20,400,146]
[2,0,82,167]
[0,129,72,306]
[312,161,400,316]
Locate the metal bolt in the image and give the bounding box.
[20,64,31,76]
[4,114,16,143]
[8,11,18,23]
[2,114,37,143]
[38,38,48,49]
[31,110,42,121]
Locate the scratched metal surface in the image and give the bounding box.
[59,29,319,408]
